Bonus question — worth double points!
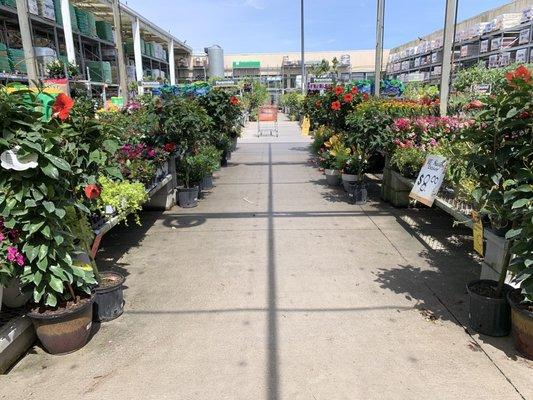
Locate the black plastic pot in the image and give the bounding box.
[201,174,214,190]
[221,153,228,167]
[93,271,125,322]
[467,279,511,336]
[28,295,95,355]
[177,186,199,208]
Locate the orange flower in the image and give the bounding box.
[84,184,101,200]
[229,96,240,106]
[52,93,75,121]
[362,93,369,101]
[464,99,484,110]
[506,65,532,85]
[331,101,341,111]
[334,86,344,96]
[343,93,354,103]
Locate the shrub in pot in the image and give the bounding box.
[0,90,97,354]
[177,154,205,208]
[463,65,533,337]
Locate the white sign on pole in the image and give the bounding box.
[409,155,447,207]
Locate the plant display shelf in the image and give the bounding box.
[90,173,173,258]
[0,308,35,374]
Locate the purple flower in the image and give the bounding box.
[15,253,25,266]
[146,148,156,158]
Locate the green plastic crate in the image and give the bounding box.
[0,0,17,8]
[96,21,113,42]
[87,60,112,83]
[86,12,97,38]
[53,0,62,25]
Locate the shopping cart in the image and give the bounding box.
[257,105,279,137]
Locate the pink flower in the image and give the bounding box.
[7,246,19,262]
[0,232,4,241]
[15,253,25,266]
[394,118,411,131]
[429,138,437,146]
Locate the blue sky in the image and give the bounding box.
[124,0,514,53]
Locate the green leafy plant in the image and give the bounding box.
[0,88,96,308]
[463,65,532,299]
[389,146,426,178]
[98,176,148,225]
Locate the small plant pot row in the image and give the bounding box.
[380,169,532,359]
[323,169,367,205]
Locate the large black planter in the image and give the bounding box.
[467,279,511,336]
[93,271,125,322]
[177,186,199,208]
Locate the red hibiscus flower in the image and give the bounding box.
[519,111,531,119]
[331,101,341,111]
[229,96,240,106]
[343,93,354,103]
[163,142,177,153]
[334,86,344,96]
[84,184,101,200]
[506,65,532,85]
[362,93,369,101]
[52,93,75,121]
[351,86,359,94]
[315,100,322,109]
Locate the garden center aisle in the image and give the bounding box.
[3,115,531,400]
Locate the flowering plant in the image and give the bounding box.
[0,88,96,307]
[0,218,24,285]
[463,65,532,300]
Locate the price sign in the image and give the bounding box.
[409,155,447,207]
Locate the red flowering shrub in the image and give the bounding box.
[52,93,75,121]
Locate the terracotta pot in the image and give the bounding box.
[28,295,95,355]
[507,289,533,360]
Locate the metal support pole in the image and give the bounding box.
[112,0,129,101]
[374,0,385,97]
[168,39,176,85]
[132,17,144,95]
[439,0,458,116]
[300,0,305,94]
[59,0,76,64]
[15,0,38,85]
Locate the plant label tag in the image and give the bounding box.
[409,155,447,207]
[472,211,484,256]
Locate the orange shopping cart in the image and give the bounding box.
[257,105,279,137]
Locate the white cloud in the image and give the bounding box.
[244,0,266,9]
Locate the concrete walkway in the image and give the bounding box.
[2,115,532,400]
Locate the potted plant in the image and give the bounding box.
[198,145,221,190]
[177,154,203,208]
[463,65,532,337]
[320,134,347,186]
[0,90,97,354]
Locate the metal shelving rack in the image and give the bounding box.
[387,19,533,84]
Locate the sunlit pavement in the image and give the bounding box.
[3,115,531,400]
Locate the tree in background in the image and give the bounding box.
[240,78,269,120]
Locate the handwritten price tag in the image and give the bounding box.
[409,155,447,207]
